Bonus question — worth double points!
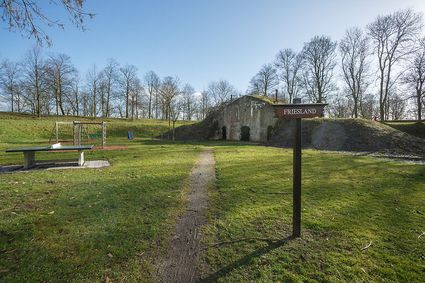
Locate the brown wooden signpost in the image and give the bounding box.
[273,99,327,238]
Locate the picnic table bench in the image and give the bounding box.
[5,145,94,169]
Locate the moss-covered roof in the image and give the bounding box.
[247,95,287,105]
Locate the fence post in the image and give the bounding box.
[102,122,106,147]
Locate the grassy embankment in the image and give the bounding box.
[202,145,425,282]
[0,113,199,282]
[385,121,425,139]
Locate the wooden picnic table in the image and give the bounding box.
[5,145,94,169]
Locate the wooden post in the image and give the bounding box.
[78,123,81,146]
[272,98,327,239]
[102,122,106,147]
[293,118,302,237]
[292,97,302,238]
[72,122,75,146]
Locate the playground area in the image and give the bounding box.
[49,120,107,146]
[0,114,187,171]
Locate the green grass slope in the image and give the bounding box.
[385,121,425,139]
[270,119,425,157]
[0,112,194,145]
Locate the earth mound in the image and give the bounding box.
[269,119,425,157]
[168,117,425,157]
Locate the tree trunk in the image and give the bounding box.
[92,83,96,117]
[353,97,358,118]
[58,75,65,115]
[10,87,14,113]
[379,75,385,121]
[136,92,139,119]
[35,65,41,118]
[148,91,152,119]
[125,84,129,119]
[418,91,422,121]
[55,88,59,115]
[75,91,79,116]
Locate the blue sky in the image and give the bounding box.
[1,0,425,92]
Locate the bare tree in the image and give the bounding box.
[69,74,81,115]
[340,27,370,118]
[22,46,44,116]
[1,0,94,46]
[388,89,407,120]
[86,65,100,117]
[159,76,180,128]
[200,90,211,119]
[144,71,160,119]
[101,59,120,117]
[129,78,143,119]
[367,9,423,121]
[119,64,138,119]
[170,95,183,140]
[181,83,195,120]
[249,64,279,97]
[0,59,21,112]
[328,93,352,118]
[275,49,303,103]
[360,93,378,119]
[402,37,425,121]
[207,79,237,106]
[301,35,337,103]
[45,53,77,115]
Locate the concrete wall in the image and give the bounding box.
[213,96,277,142]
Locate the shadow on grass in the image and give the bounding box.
[201,236,293,282]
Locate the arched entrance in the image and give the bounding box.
[240,126,250,141]
[222,126,227,140]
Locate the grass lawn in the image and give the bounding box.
[202,145,425,282]
[0,113,199,282]
[0,141,201,282]
[1,113,425,282]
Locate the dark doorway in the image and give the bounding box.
[267,125,273,141]
[222,126,227,140]
[240,126,250,141]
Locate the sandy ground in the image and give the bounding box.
[157,148,215,283]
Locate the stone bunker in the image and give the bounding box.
[169,95,278,142]
[168,95,425,157]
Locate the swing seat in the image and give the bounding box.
[88,132,101,139]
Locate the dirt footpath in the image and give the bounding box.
[157,148,215,283]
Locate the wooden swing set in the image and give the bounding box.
[49,121,106,146]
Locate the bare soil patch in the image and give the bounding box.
[157,148,215,283]
[93,145,128,150]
